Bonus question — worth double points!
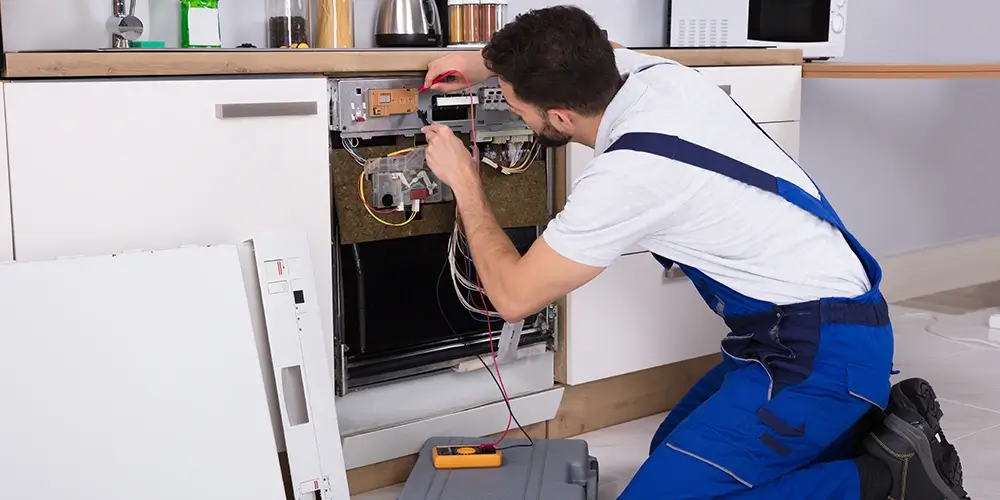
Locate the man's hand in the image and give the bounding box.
[422,124,479,194]
[423,51,494,93]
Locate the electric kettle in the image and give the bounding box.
[374,0,443,47]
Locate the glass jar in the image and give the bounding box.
[447,0,506,46]
[266,0,311,48]
[462,0,480,44]
[448,0,467,45]
[315,0,354,48]
[478,0,506,42]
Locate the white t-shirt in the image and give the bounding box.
[542,49,871,305]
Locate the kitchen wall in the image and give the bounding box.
[5,0,997,257]
[800,0,1000,256]
[1,0,667,51]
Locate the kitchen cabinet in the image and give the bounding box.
[560,65,801,385]
[564,252,727,385]
[696,65,802,124]
[0,85,12,263]
[760,121,801,162]
[3,76,334,343]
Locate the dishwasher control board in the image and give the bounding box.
[329,76,530,142]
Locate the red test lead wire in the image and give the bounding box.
[423,70,513,447]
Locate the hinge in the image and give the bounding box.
[328,80,340,131]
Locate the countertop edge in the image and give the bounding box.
[2,48,803,79]
[802,62,1000,79]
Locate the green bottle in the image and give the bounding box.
[181,0,222,48]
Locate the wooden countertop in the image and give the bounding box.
[2,48,802,79]
[803,62,1000,79]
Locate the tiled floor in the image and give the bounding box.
[355,285,1000,499]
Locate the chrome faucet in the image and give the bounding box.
[106,0,144,48]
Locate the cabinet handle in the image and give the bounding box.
[718,84,732,95]
[215,101,318,119]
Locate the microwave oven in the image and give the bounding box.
[667,0,847,60]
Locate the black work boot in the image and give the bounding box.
[862,378,970,499]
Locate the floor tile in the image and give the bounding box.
[934,400,1000,440]
[892,308,1000,412]
[577,413,663,486]
[598,480,628,500]
[954,424,1000,500]
[898,281,1000,315]
[352,484,402,500]
[889,305,978,363]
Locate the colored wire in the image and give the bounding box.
[426,70,522,447]
[358,171,417,226]
[479,278,514,447]
[504,142,540,172]
[388,147,417,157]
[350,139,427,223]
[434,262,533,449]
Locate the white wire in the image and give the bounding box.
[896,311,1000,351]
[446,215,502,318]
[507,141,523,166]
[341,137,367,166]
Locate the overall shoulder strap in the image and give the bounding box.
[605,131,837,229]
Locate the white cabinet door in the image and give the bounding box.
[0,85,12,263]
[565,143,647,256]
[564,252,727,385]
[4,77,333,341]
[760,121,801,162]
[566,142,595,184]
[695,65,802,124]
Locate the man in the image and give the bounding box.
[420,6,969,500]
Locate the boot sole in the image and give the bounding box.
[882,413,964,500]
[893,378,944,430]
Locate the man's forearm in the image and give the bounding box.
[452,175,523,319]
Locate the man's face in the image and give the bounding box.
[499,79,573,148]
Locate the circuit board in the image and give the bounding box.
[363,147,453,211]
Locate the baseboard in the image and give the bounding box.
[879,236,1000,303]
[548,353,721,438]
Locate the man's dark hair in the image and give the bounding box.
[482,6,621,116]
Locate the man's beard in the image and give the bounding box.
[535,118,572,147]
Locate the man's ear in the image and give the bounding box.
[546,109,575,129]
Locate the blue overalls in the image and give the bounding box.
[611,70,894,500]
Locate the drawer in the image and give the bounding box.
[695,65,802,124]
[564,251,727,385]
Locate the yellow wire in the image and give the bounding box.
[504,142,540,172]
[358,171,417,227]
[388,147,417,157]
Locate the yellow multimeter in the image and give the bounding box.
[431,445,503,469]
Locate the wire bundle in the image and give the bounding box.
[446,214,503,320]
[342,137,367,166]
[481,141,540,175]
[346,137,420,227]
